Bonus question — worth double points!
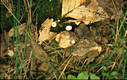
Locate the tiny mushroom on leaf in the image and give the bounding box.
[56,31,79,48]
[68,39,102,57]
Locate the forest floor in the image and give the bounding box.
[0,0,127,79]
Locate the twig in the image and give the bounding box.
[58,55,72,79]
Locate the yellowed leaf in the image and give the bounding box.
[62,0,123,24]
[38,18,57,44]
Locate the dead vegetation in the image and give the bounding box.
[0,0,127,79]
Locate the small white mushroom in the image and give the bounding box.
[51,22,57,27]
[71,40,75,44]
[65,25,72,31]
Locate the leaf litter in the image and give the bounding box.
[0,0,127,79]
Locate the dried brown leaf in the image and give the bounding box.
[69,39,102,56]
[62,0,123,24]
[62,0,85,17]
[56,31,79,48]
[38,18,57,44]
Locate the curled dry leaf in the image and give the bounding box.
[56,31,79,48]
[8,23,26,37]
[39,18,57,44]
[62,0,123,24]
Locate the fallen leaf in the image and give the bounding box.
[56,31,79,48]
[69,39,102,56]
[8,23,26,37]
[39,18,57,44]
[62,0,123,24]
